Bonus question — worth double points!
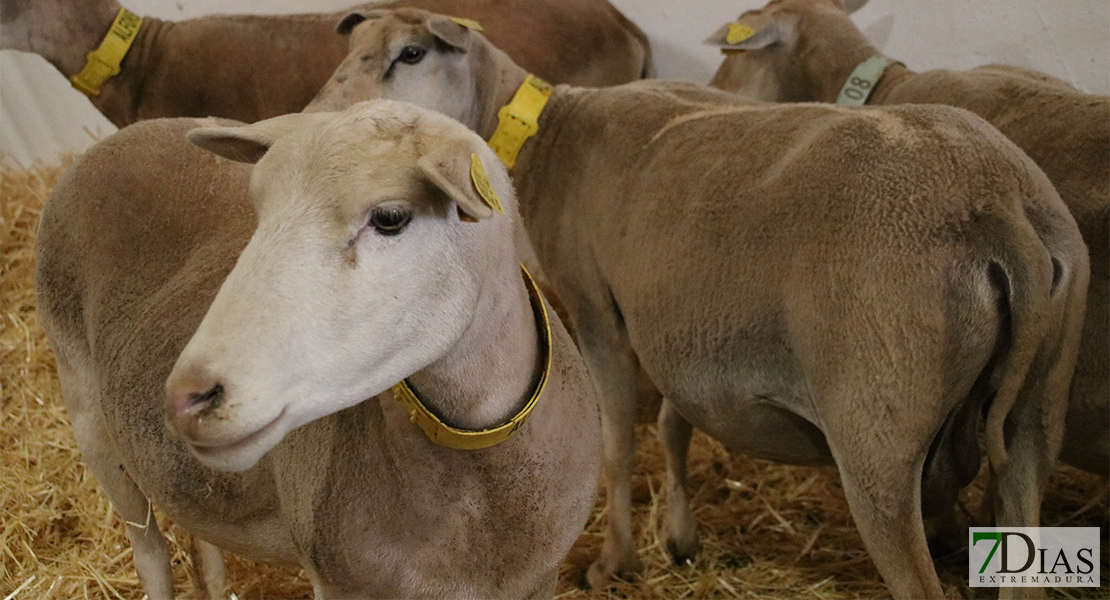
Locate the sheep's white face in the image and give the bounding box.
[166,101,516,471]
[306,9,482,130]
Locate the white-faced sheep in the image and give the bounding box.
[35,100,601,599]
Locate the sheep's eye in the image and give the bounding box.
[368,206,412,235]
[397,45,427,65]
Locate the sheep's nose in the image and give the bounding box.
[167,375,225,421]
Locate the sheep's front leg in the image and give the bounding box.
[58,355,176,599]
[657,398,698,564]
[189,536,227,599]
[581,328,645,587]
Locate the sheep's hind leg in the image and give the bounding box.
[989,324,1075,599]
[990,242,1085,600]
[830,435,944,600]
[657,398,698,564]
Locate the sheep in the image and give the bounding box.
[0,0,651,127]
[705,0,1109,477]
[34,100,601,599]
[307,10,1089,598]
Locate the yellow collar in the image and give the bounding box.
[486,75,553,170]
[70,7,143,97]
[391,265,552,450]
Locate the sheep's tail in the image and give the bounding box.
[981,214,1057,471]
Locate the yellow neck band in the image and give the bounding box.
[487,75,553,169]
[70,7,143,97]
[391,265,552,450]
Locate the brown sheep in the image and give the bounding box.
[706,0,1108,476]
[308,10,1088,598]
[0,0,651,126]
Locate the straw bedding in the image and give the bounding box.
[2,159,1106,599]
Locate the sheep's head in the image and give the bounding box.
[165,100,518,471]
[705,0,871,102]
[306,8,515,133]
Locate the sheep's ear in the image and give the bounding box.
[839,0,870,14]
[417,142,503,222]
[187,112,336,164]
[704,21,781,52]
[426,14,476,51]
[337,10,385,35]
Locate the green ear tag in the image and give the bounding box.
[470,153,504,214]
[449,17,484,31]
[726,23,756,44]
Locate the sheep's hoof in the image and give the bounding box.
[585,551,643,589]
[666,536,698,566]
[924,510,965,559]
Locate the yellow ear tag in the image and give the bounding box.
[726,23,756,44]
[449,17,484,31]
[470,153,504,215]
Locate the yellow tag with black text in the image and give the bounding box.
[69,7,144,96]
[449,17,484,31]
[726,23,756,44]
[470,154,504,214]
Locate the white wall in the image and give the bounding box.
[1,0,1107,166]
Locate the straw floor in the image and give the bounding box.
[2,159,1107,599]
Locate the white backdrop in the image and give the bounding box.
[1,0,1107,166]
